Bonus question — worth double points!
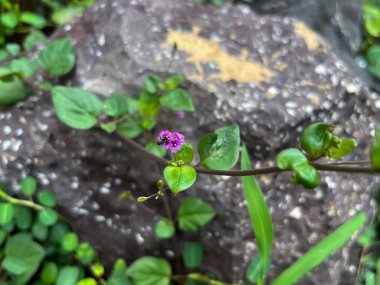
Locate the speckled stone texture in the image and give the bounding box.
[0,0,380,284]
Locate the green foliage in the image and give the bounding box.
[300,123,334,157]
[245,255,270,284]
[276,148,308,170]
[3,234,44,283]
[276,148,320,189]
[174,142,194,164]
[103,94,133,117]
[0,75,29,105]
[198,124,240,170]
[183,241,203,269]
[61,232,79,252]
[128,257,172,285]
[0,177,113,284]
[271,213,367,285]
[20,12,47,29]
[177,197,216,232]
[0,203,14,225]
[164,166,197,194]
[327,138,358,159]
[23,30,47,51]
[52,86,103,129]
[38,190,57,207]
[56,266,80,285]
[146,141,167,157]
[38,38,76,76]
[371,126,380,169]
[241,145,273,281]
[159,89,195,111]
[155,218,175,239]
[107,258,132,285]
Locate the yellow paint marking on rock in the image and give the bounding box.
[293,21,323,50]
[164,26,274,85]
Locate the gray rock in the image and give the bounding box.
[1,0,380,284]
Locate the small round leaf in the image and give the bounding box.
[155,218,175,239]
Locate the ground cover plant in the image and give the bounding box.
[0,1,380,285]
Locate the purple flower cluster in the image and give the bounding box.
[157,130,185,153]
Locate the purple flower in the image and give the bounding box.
[157,130,185,153]
[170,131,185,153]
[175,111,185,119]
[157,130,172,149]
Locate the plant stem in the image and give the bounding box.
[0,52,26,66]
[0,188,43,211]
[172,273,236,285]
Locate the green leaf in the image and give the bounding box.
[0,12,17,29]
[145,76,158,94]
[91,263,104,277]
[5,43,20,56]
[75,243,96,265]
[155,218,175,239]
[56,266,80,285]
[20,12,47,28]
[174,142,194,164]
[4,234,44,283]
[365,271,376,285]
[0,203,14,225]
[358,226,376,247]
[138,91,160,117]
[146,141,166,157]
[15,206,32,230]
[183,241,203,269]
[293,164,321,189]
[10,58,37,78]
[300,123,334,157]
[198,124,240,170]
[52,7,83,25]
[100,123,117,133]
[32,222,48,241]
[0,76,28,105]
[40,262,58,284]
[271,213,367,285]
[164,166,196,194]
[48,221,70,244]
[160,89,195,111]
[61,232,79,252]
[0,229,6,246]
[38,208,58,226]
[52,86,103,129]
[276,148,308,170]
[327,138,357,159]
[38,38,75,76]
[38,190,57,207]
[364,5,380,37]
[2,256,28,275]
[108,259,132,285]
[117,115,143,138]
[245,255,270,284]
[164,75,183,90]
[21,176,37,197]
[77,278,97,285]
[177,197,215,232]
[241,145,273,277]
[23,29,47,51]
[104,94,131,117]
[371,126,380,170]
[128,257,171,285]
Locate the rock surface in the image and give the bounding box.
[1,0,380,284]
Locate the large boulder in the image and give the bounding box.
[1,0,379,284]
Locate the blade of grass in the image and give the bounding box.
[271,213,367,285]
[241,145,274,276]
